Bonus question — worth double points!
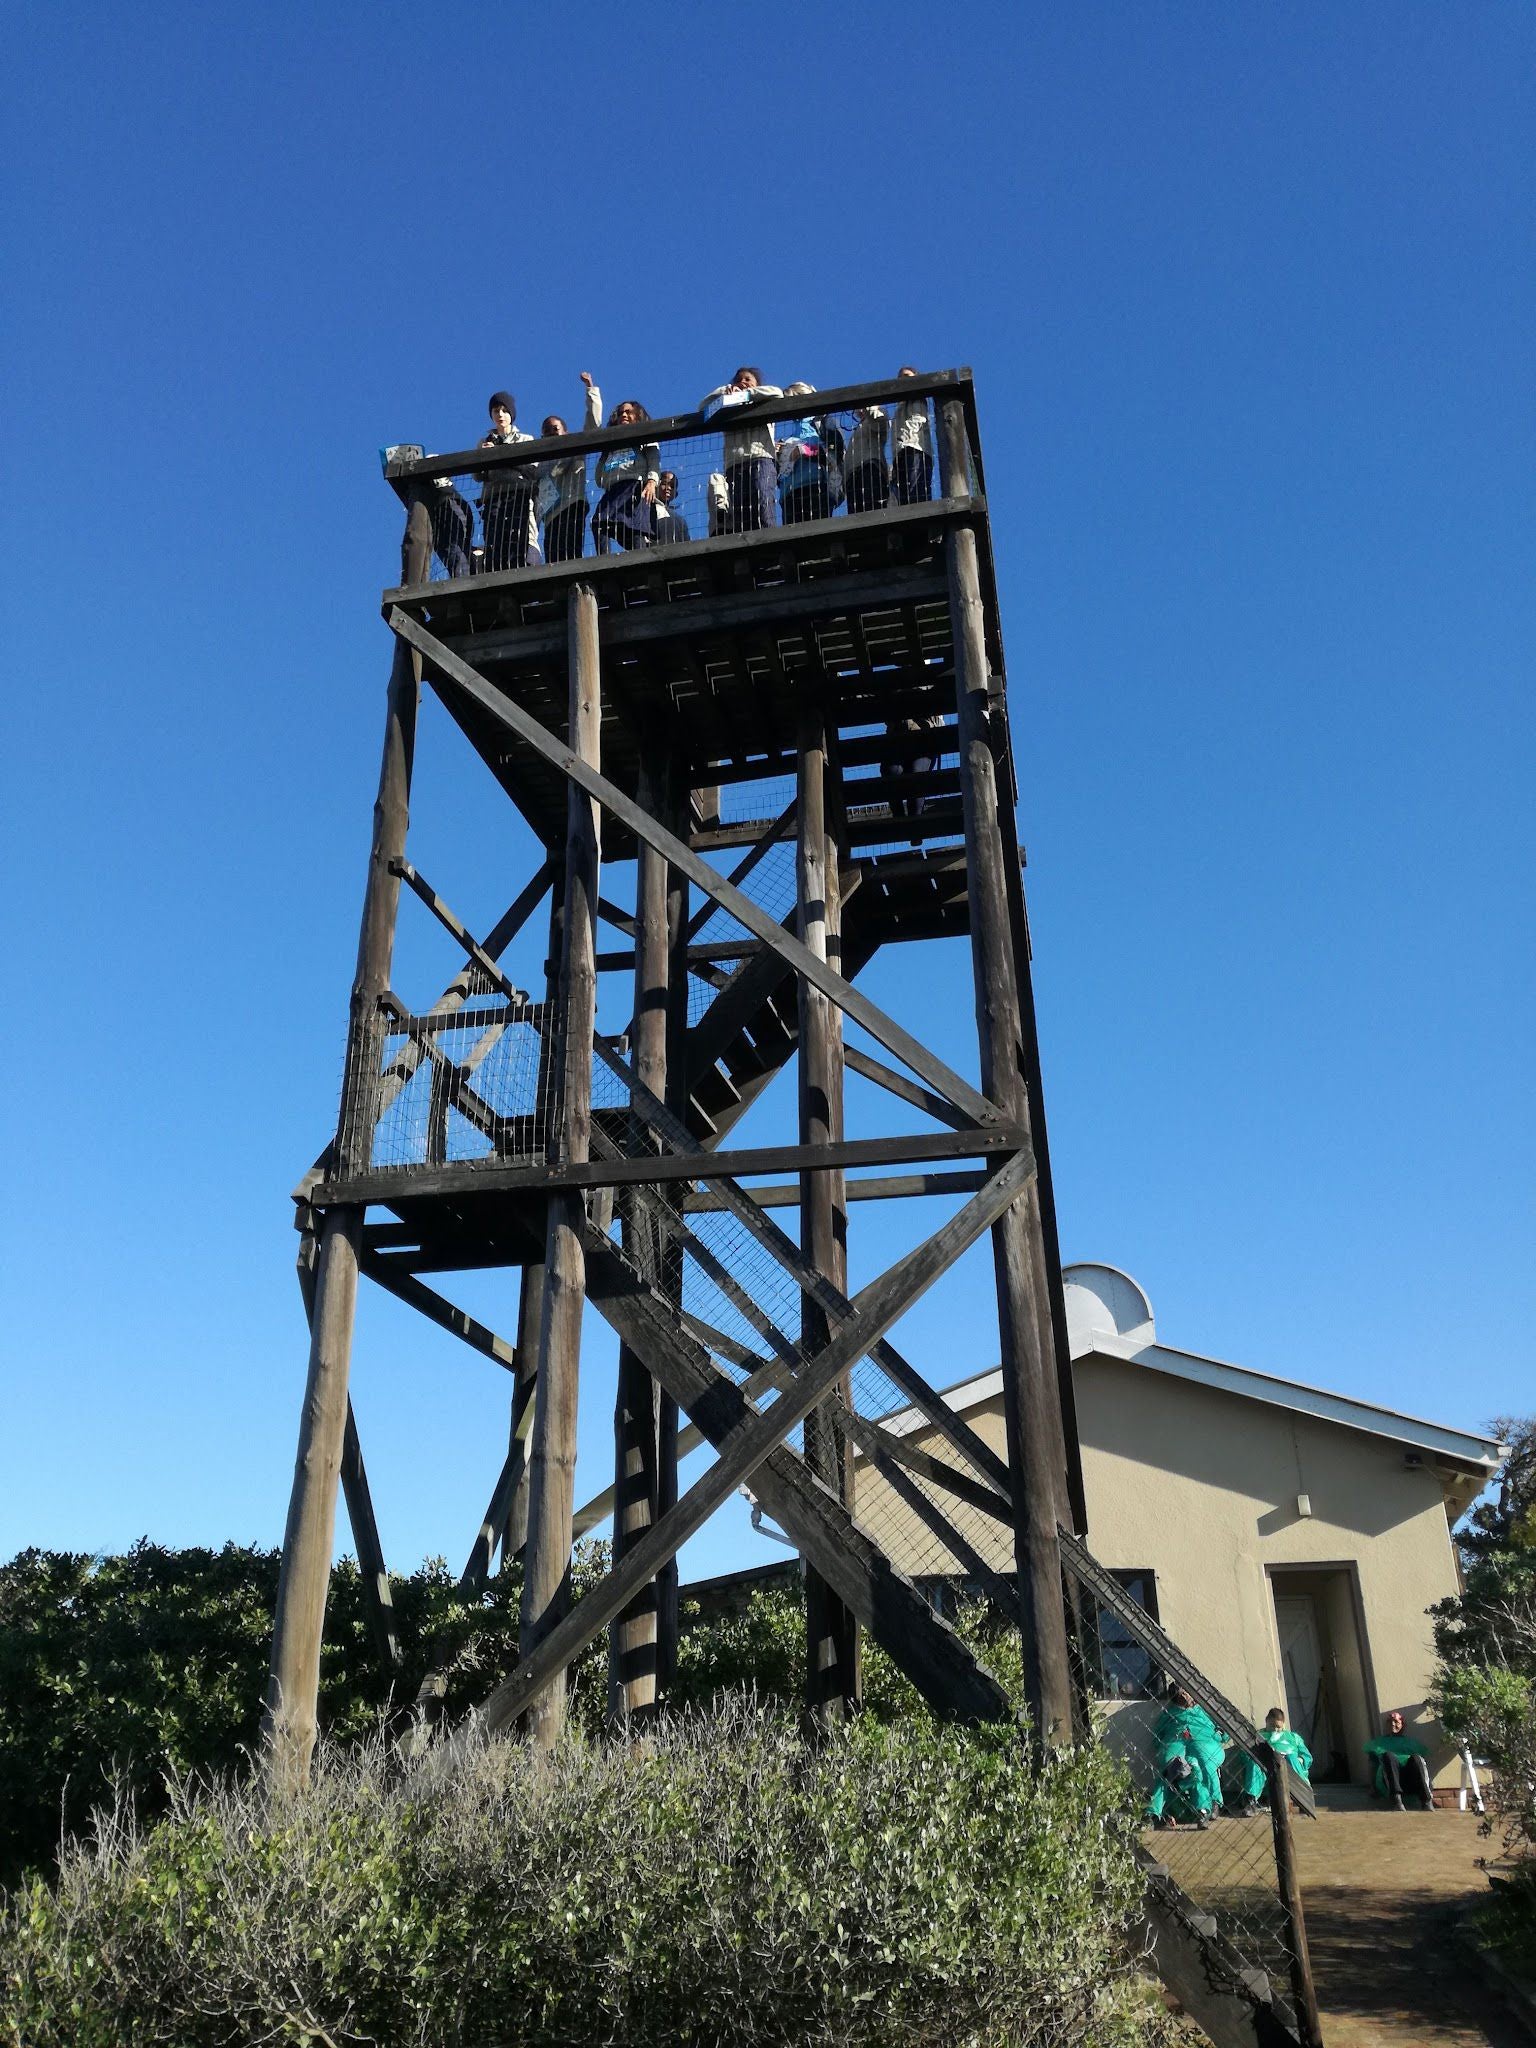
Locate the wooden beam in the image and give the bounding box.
[359,1252,518,1372]
[682,1168,988,1211]
[318,1125,1024,1207]
[587,1030,1021,1510]
[295,1227,400,1675]
[683,800,796,938]
[843,1044,973,1133]
[941,397,1074,1748]
[799,703,860,1722]
[390,860,529,1004]
[265,497,431,1789]
[610,747,672,1719]
[387,608,1001,1130]
[518,582,601,1748]
[474,1156,1033,1735]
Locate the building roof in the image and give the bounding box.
[891,1262,1504,1480]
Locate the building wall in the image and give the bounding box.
[853,1351,1465,1785]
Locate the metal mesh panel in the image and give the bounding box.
[391,391,944,585]
[1059,1539,1306,2031]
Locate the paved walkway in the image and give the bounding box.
[1293,1791,1525,2048]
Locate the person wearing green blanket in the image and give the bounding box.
[1147,1684,1225,1828]
[1364,1708,1435,1810]
[1227,1707,1314,1813]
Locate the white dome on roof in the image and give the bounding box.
[1062,1263,1155,1351]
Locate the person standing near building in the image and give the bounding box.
[700,366,783,530]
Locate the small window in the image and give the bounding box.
[1088,1570,1161,1700]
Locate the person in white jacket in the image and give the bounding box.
[536,372,603,564]
[892,366,934,505]
[699,366,783,531]
[590,393,661,554]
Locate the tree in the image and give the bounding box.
[0,1539,610,1884]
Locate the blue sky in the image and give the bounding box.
[2,3,1531,1586]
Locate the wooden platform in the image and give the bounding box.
[386,496,1010,862]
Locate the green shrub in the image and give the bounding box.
[0,1540,612,1885]
[0,1708,1167,2048]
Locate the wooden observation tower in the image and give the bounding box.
[265,369,1086,1776]
[260,367,1327,2048]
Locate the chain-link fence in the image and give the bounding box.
[1059,1534,1314,2036]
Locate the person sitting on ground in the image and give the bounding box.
[1365,1708,1435,1811]
[653,470,691,545]
[477,391,536,572]
[1262,1707,1314,1786]
[590,394,661,554]
[891,365,935,505]
[699,366,784,531]
[1146,1684,1218,1830]
[776,383,846,525]
[1225,1705,1314,1816]
[536,371,603,564]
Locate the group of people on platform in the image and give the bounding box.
[413,366,936,579]
[1146,1687,1436,1829]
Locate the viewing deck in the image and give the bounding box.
[383,371,1014,862]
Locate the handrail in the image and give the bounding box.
[382,368,975,498]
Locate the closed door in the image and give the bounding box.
[1275,1594,1334,1763]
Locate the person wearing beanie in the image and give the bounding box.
[477,391,534,573]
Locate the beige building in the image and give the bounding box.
[858,1262,1502,1789]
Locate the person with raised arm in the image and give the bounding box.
[477,391,536,572]
[536,372,603,564]
[699,365,784,531]
[590,393,661,554]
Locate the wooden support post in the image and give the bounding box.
[939,398,1075,1749]
[264,496,430,1786]
[1268,1752,1325,2048]
[518,584,600,1747]
[296,1223,400,1674]
[499,1256,544,1562]
[798,705,860,1723]
[609,749,673,1718]
[655,823,687,1690]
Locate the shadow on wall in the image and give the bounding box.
[1081,1355,1426,1546]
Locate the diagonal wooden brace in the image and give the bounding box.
[471,1151,1033,1731]
[387,607,1003,1130]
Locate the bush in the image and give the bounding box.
[0,1541,612,1886]
[0,1708,1167,2048]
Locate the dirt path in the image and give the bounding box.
[1293,1801,1524,2047]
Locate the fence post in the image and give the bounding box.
[1265,1748,1325,2048]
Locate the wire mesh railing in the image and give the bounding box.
[1059,1535,1313,2035]
[383,372,977,586]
